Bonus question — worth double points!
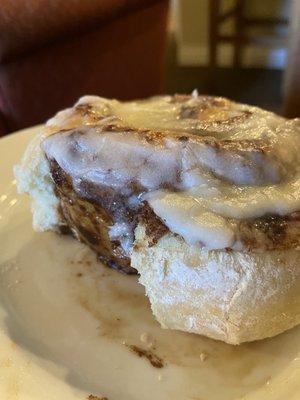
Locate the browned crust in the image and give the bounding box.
[139,210,300,252]
[236,212,300,251]
[49,160,171,273]
[50,160,136,274]
[50,157,299,273]
[49,95,264,153]
[137,208,300,252]
[44,95,299,270]
[137,203,169,247]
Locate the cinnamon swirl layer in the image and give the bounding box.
[38,95,300,271]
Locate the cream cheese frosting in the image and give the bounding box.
[42,94,300,252]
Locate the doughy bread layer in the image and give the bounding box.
[132,224,300,344]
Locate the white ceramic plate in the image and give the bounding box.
[1,127,300,400]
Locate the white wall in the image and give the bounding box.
[171,0,289,69]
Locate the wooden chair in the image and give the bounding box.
[208,0,288,71]
[282,0,300,117]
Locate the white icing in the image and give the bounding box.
[191,88,199,98]
[42,95,300,251]
[146,176,300,249]
[146,191,234,249]
[109,222,133,255]
[43,129,181,191]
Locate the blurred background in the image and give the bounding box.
[0,0,299,135]
[167,0,290,110]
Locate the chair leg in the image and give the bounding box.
[282,0,300,117]
[233,0,244,68]
[208,0,220,91]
